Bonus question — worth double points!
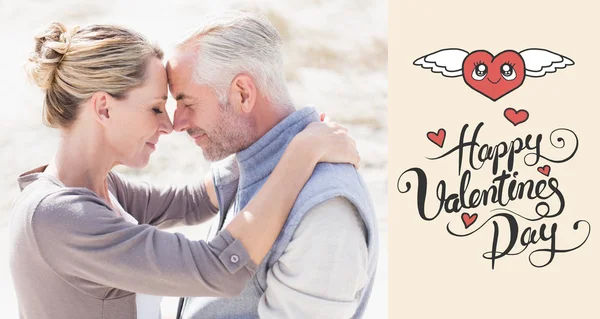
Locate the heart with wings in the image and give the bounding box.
[413,48,574,101]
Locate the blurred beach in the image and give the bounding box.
[0,0,388,317]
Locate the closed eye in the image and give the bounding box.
[152,107,163,114]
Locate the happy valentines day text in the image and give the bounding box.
[397,122,590,269]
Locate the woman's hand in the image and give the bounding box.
[295,114,360,168]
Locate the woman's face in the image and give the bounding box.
[106,57,173,168]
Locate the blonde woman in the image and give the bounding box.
[9,22,358,319]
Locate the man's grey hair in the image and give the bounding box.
[176,11,293,107]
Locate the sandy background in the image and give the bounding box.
[0,1,388,318]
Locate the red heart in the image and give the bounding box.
[463,50,526,101]
[427,129,446,148]
[504,108,529,126]
[538,165,551,176]
[461,213,478,229]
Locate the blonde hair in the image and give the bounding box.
[26,22,164,128]
[176,11,292,107]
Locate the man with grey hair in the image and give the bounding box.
[167,11,379,318]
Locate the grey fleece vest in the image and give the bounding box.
[180,107,379,318]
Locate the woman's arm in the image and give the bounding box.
[204,172,219,208]
[107,170,222,228]
[32,191,255,298]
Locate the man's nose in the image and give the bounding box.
[173,107,190,132]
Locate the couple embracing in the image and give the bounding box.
[10,11,378,319]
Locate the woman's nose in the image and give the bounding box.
[159,114,174,135]
[173,107,190,132]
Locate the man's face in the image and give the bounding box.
[166,51,256,162]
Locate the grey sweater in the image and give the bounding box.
[9,166,257,319]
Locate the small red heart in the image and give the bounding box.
[461,213,478,229]
[504,108,529,126]
[538,165,551,176]
[427,129,446,148]
[463,50,526,101]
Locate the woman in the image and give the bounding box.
[9,22,359,319]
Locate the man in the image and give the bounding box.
[167,11,379,318]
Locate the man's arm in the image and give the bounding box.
[257,196,369,318]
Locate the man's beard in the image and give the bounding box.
[189,100,257,162]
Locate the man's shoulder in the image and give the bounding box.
[298,162,369,204]
[305,162,361,186]
[283,162,374,231]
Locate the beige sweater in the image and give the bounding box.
[9,167,257,319]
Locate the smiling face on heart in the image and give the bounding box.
[462,50,526,101]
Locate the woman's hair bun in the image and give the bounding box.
[26,22,77,90]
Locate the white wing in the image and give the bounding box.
[520,49,574,77]
[413,48,469,78]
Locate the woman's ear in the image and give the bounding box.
[89,91,112,126]
[230,74,256,113]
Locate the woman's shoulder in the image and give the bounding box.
[12,171,111,230]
